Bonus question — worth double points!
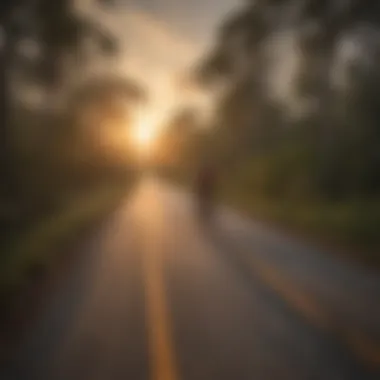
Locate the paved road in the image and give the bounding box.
[2,178,380,379]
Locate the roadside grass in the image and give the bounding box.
[221,187,380,269]
[132,170,380,268]
[0,183,129,299]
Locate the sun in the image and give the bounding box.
[133,114,158,151]
[136,124,154,146]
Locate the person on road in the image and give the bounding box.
[196,161,217,219]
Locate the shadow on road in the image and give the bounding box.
[0,212,122,380]
[195,218,377,379]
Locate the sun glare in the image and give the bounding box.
[134,114,158,151]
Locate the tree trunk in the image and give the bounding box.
[0,18,15,203]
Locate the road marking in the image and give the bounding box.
[141,201,179,380]
[244,252,380,370]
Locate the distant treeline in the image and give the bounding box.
[161,0,380,260]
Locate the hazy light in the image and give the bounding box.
[133,113,159,153]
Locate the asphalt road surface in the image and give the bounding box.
[2,178,380,380]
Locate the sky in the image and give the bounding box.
[90,0,372,125]
[81,0,241,127]
[18,0,376,126]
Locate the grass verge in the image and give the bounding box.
[222,188,380,270]
[0,184,129,299]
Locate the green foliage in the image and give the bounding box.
[196,0,380,199]
[186,0,380,260]
[0,0,119,200]
[1,96,137,295]
[0,1,141,298]
[0,184,128,296]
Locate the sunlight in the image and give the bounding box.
[133,113,158,152]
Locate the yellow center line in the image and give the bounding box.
[141,200,179,380]
[247,254,380,370]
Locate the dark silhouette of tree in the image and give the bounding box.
[197,0,380,199]
[0,0,118,204]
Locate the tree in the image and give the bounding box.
[196,0,380,199]
[0,1,24,199]
[0,0,118,204]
